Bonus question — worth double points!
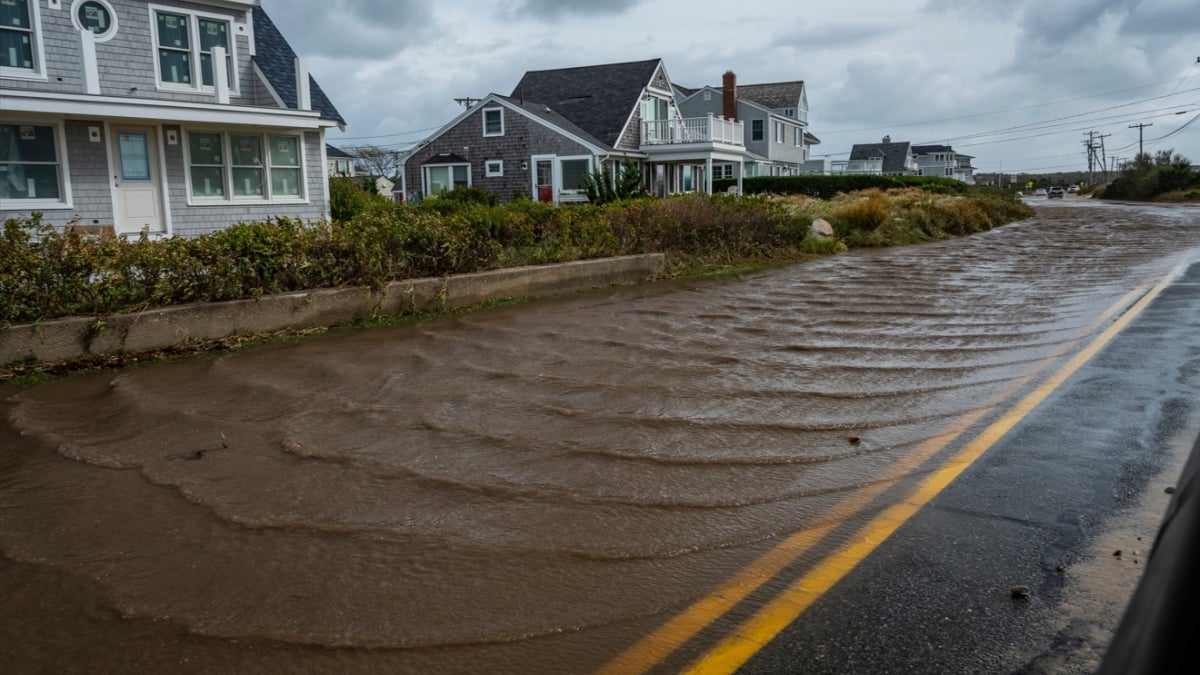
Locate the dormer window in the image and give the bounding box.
[151,5,235,92]
[482,108,504,137]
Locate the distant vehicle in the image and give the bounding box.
[1048,187,1065,198]
[1035,188,1048,197]
[1068,185,1079,193]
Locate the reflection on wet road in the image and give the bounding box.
[2,201,1198,673]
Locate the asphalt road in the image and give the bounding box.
[737,261,1200,674]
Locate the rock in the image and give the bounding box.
[1011,585,1031,600]
[847,435,861,445]
[810,218,835,240]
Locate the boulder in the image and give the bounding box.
[810,218,834,240]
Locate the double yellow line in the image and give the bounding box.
[599,261,1185,675]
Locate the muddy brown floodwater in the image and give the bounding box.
[2,201,1198,674]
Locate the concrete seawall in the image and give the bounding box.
[0,254,665,367]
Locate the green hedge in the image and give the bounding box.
[1,194,836,325]
[713,174,968,199]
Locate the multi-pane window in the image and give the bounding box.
[269,136,301,196]
[751,120,764,142]
[0,0,36,73]
[187,131,305,201]
[482,108,504,137]
[0,123,62,202]
[424,164,469,194]
[154,8,232,89]
[560,158,590,191]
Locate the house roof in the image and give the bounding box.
[912,144,952,155]
[509,58,663,148]
[735,81,805,110]
[850,141,912,173]
[804,131,821,145]
[326,144,354,159]
[498,95,610,150]
[252,6,345,127]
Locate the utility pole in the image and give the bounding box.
[454,97,482,109]
[1129,123,1152,159]
[1083,131,1099,186]
[1097,133,1111,184]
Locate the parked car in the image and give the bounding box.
[1035,188,1048,197]
[1068,185,1080,193]
[1048,187,1065,198]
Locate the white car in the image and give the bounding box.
[1035,188,1047,197]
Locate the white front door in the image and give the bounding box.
[111,127,165,235]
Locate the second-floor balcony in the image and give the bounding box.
[641,115,744,148]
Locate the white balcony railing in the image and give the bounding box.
[641,115,744,147]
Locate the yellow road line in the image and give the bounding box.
[684,261,1185,675]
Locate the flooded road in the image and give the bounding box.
[2,200,1199,673]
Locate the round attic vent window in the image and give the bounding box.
[72,0,118,41]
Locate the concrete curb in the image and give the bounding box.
[0,254,664,366]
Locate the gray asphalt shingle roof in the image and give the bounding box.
[509,58,662,148]
[850,141,913,173]
[735,81,805,110]
[252,6,345,126]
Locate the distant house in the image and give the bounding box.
[327,145,356,177]
[912,145,976,184]
[1,0,345,237]
[400,58,750,204]
[839,136,917,176]
[674,71,819,179]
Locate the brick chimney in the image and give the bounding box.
[722,70,737,120]
[882,135,891,144]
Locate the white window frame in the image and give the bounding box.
[149,3,238,94]
[0,0,47,80]
[0,121,73,209]
[794,128,802,147]
[423,163,470,196]
[482,107,504,137]
[556,155,592,195]
[183,130,307,205]
[70,0,118,42]
[774,121,785,144]
[485,159,503,177]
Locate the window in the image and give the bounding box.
[73,0,117,40]
[713,163,733,179]
[482,108,504,137]
[424,164,469,194]
[332,159,350,175]
[153,6,234,90]
[485,160,503,177]
[0,123,64,204]
[0,0,42,76]
[751,120,764,141]
[795,130,802,147]
[186,131,305,201]
[775,121,785,144]
[560,158,590,192]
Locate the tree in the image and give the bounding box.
[583,159,645,204]
[352,145,404,180]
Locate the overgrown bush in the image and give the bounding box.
[713,174,968,199]
[329,176,393,221]
[1100,150,1199,202]
[0,188,1030,326]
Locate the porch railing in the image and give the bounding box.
[642,115,744,146]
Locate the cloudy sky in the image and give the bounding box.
[262,0,1200,177]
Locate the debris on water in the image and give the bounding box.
[1010,585,1031,600]
[1113,550,1122,557]
[1165,486,1175,494]
[847,435,861,445]
[1056,561,1066,574]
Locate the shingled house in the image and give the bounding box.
[674,71,819,179]
[1,0,345,237]
[399,58,749,205]
[841,136,917,176]
[912,144,976,184]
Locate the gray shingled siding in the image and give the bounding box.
[617,108,641,151]
[405,106,593,203]
[1,1,256,105]
[164,129,328,237]
[62,120,115,227]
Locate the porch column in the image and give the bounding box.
[737,159,744,196]
[705,158,713,195]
